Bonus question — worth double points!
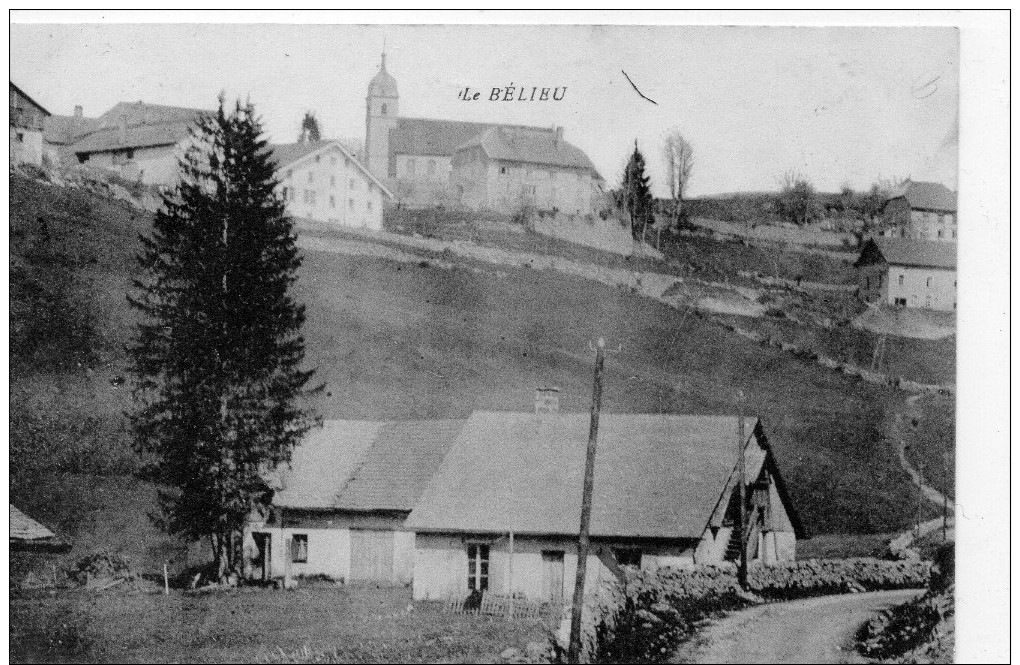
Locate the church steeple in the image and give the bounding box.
[365,47,399,178]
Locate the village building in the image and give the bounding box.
[450,125,603,215]
[856,237,957,311]
[10,81,50,167]
[271,140,393,231]
[406,392,803,603]
[245,419,463,585]
[363,53,603,211]
[880,180,957,242]
[42,104,100,165]
[64,101,210,185]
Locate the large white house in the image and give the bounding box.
[271,140,393,231]
[856,237,957,312]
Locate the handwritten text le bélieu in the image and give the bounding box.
[458,85,568,102]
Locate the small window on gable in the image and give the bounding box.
[926,276,932,288]
[308,172,314,183]
[500,166,506,175]
[315,155,321,163]
[330,175,336,188]
[898,274,905,286]
[381,103,387,116]
[291,534,308,563]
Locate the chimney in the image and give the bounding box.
[73,105,83,118]
[555,126,564,149]
[118,114,127,145]
[535,386,560,415]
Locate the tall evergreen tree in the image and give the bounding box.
[128,96,319,581]
[299,111,321,143]
[622,140,654,240]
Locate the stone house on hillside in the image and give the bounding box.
[10,81,50,167]
[363,52,603,211]
[62,101,211,185]
[881,180,957,242]
[450,125,603,215]
[856,237,957,311]
[271,140,393,231]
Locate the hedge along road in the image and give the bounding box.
[673,589,924,664]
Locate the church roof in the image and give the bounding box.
[456,125,602,177]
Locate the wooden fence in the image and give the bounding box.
[447,591,548,619]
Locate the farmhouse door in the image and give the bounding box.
[542,550,565,603]
[349,529,394,582]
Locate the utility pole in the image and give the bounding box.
[736,391,748,588]
[567,338,607,665]
[916,459,924,539]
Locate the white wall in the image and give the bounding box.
[76,144,180,185]
[245,524,414,584]
[9,127,43,166]
[412,533,697,602]
[885,265,956,311]
[278,145,386,231]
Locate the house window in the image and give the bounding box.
[291,534,308,563]
[894,298,907,307]
[15,131,24,142]
[898,274,905,286]
[367,200,372,211]
[287,169,293,178]
[350,178,356,189]
[308,191,316,206]
[614,548,643,568]
[937,230,943,238]
[865,276,870,290]
[282,186,288,200]
[467,544,489,591]
[500,166,507,175]
[330,175,336,188]
[926,276,932,288]
[349,198,355,209]
[329,195,336,209]
[308,172,314,183]
[315,155,321,163]
[381,103,388,115]
[952,230,957,238]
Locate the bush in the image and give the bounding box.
[67,552,136,586]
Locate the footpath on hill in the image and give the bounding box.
[672,589,924,664]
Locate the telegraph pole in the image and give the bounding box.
[567,338,606,665]
[736,391,748,588]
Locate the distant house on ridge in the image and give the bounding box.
[881,180,957,242]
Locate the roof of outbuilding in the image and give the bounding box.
[10,504,57,541]
[335,420,465,511]
[405,412,765,539]
[857,237,957,270]
[43,114,102,145]
[71,120,199,154]
[886,180,957,212]
[272,421,383,509]
[456,126,602,177]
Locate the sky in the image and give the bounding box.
[10,22,958,197]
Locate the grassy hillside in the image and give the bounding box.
[10,175,947,574]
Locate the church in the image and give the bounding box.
[364,53,604,214]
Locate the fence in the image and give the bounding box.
[446,591,547,619]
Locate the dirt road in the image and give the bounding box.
[675,589,923,664]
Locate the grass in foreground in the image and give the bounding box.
[10,584,553,664]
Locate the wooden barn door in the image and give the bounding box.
[349,529,394,582]
[542,550,565,603]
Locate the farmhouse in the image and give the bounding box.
[856,237,957,311]
[245,419,462,584]
[363,52,602,211]
[271,140,393,231]
[63,101,211,185]
[10,81,50,167]
[880,180,957,242]
[406,393,802,602]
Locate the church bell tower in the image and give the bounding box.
[365,51,399,179]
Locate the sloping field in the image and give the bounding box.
[10,174,939,571]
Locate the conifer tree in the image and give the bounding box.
[622,140,654,240]
[129,96,319,581]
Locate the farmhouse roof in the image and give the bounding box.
[336,420,465,511]
[886,180,957,212]
[44,115,102,145]
[271,140,394,199]
[9,81,51,117]
[10,504,57,541]
[271,421,383,509]
[68,102,210,155]
[856,237,957,270]
[456,125,602,177]
[405,412,774,540]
